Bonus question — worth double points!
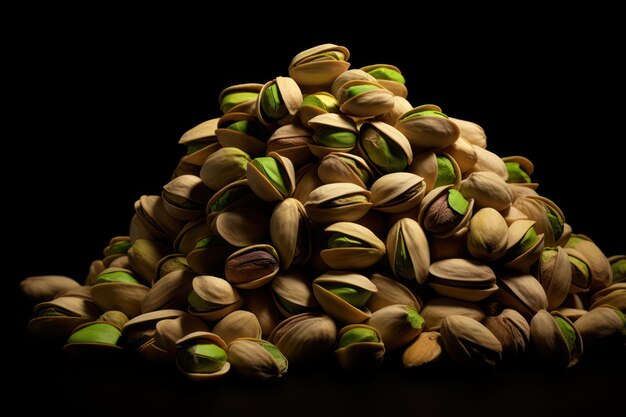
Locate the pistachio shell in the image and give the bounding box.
[174,218,213,255]
[408,151,461,193]
[179,118,219,145]
[188,275,244,321]
[299,91,339,125]
[441,137,478,173]
[186,235,235,275]
[530,310,583,368]
[289,44,351,90]
[313,271,378,323]
[271,270,318,317]
[63,321,124,357]
[162,175,212,220]
[246,152,296,201]
[370,173,426,213]
[574,306,626,348]
[270,198,311,269]
[418,185,475,238]
[466,207,509,261]
[335,324,385,370]
[460,171,512,211]
[440,315,502,366]
[386,218,430,284]
[358,121,413,175]
[122,309,186,350]
[330,69,376,98]
[375,96,413,125]
[218,83,263,114]
[153,314,209,357]
[449,118,487,148]
[214,112,268,157]
[589,283,626,311]
[293,162,323,204]
[361,64,407,97]
[467,145,508,180]
[565,234,613,292]
[30,295,101,339]
[224,244,279,289]
[365,304,424,351]
[132,195,186,242]
[212,310,262,344]
[268,312,337,364]
[532,247,572,309]
[494,271,549,318]
[215,205,270,247]
[243,289,283,338]
[402,331,443,368]
[367,273,422,312]
[20,275,80,302]
[227,338,288,380]
[320,222,385,269]
[257,77,303,126]
[482,308,530,360]
[420,297,485,331]
[175,331,230,380]
[512,196,565,247]
[429,228,470,262]
[91,279,149,319]
[307,113,359,158]
[428,258,498,302]
[395,105,460,150]
[128,239,171,285]
[199,147,251,191]
[504,219,546,272]
[266,124,314,168]
[318,152,374,189]
[609,255,626,283]
[336,79,395,118]
[141,269,195,313]
[304,183,372,224]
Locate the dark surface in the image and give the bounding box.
[9,11,625,417]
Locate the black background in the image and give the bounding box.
[9,8,625,417]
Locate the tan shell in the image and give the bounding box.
[502,155,535,174]
[395,105,460,150]
[482,308,530,360]
[179,141,223,169]
[428,258,498,302]
[247,151,296,202]
[589,283,626,311]
[224,244,279,289]
[460,171,512,211]
[335,324,385,370]
[336,79,395,118]
[153,314,209,356]
[375,96,413,125]
[449,117,487,148]
[467,145,508,180]
[402,331,443,368]
[556,223,573,247]
[131,195,185,242]
[257,77,303,126]
[91,279,149,319]
[370,172,425,213]
[504,219,546,271]
[199,147,251,192]
[293,162,323,204]
[318,152,374,189]
[418,185,475,238]
[313,271,378,323]
[227,338,288,380]
[271,270,318,317]
[270,198,311,270]
[86,260,105,285]
[421,297,486,331]
[20,275,80,302]
[175,331,230,381]
[320,222,385,269]
[218,83,263,115]
[188,275,244,322]
[304,182,372,224]
[154,254,189,283]
[358,121,413,175]
[266,124,314,168]
[530,310,583,368]
[29,295,100,339]
[574,306,626,348]
[466,207,509,261]
[494,271,549,318]
[212,310,262,344]
[289,44,351,90]
[215,205,270,247]
[243,289,283,338]
[440,315,502,366]
[367,273,422,313]
[121,309,186,349]
[555,307,588,322]
[441,137,478,173]
[128,239,171,285]
[215,112,268,157]
[307,113,358,158]
[386,218,430,284]
[179,118,219,145]
[501,206,529,226]
[408,151,461,193]
[141,269,195,313]
[565,234,613,292]
[365,304,423,352]
[162,175,212,220]
[361,64,407,97]
[205,179,252,218]
[268,312,337,364]
[533,247,572,310]
[174,218,212,254]
[330,69,376,97]
[429,228,470,262]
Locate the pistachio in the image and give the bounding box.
[271,270,318,317]
[466,207,509,261]
[212,311,262,344]
[228,338,288,380]
[289,44,350,90]
[482,309,530,361]
[268,312,337,364]
[418,186,474,238]
[513,196,565,247]
[503,220,545,271]
[318,153,373,189]
[402,331,443,368]
[440,315,502,366]
[530,310,582,368]
[266,124,313,169]
[359,122,412,175]
[304,183,372,224]
[335,324,385,370]
[364,65,405,84]
[370,172,426,214]
[565,234,613,292]
[531,247,572,309]
[247,152,296,201]
[387,218,430,283]
[494,271,548,319]
[20,275,80,302]
[395,105,460,150]
[187,275,243,321]
[336,80,395,118]
[300,92,339,125]
[270,198,311,269]
[366,304,424,351]
[320,222,386,270]
[313,271,377,323]
[428,258,498,302]
[224,244,279,289]
[609,255,626,283]
[257,77,302,126]
[574,306,626,348]
[175,332,230,380]
[460,171,512,211]
[200,147,251,191]
[420,297,486,331]
[505,161,532,183]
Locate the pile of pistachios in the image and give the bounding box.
[21,44,625,381]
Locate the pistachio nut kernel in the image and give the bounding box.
[95,270,140,285]
[67,322,121,346]
[250,157,290,197]
[554,316,577,355]
[403,109,449,120]
[422,189,470,235]
[313,127,357,148]
[261,83,288,121]
[505,161,532,184]
[360,124,408,174]
[395,231,414,279]
[109,240,132,256]
[568,253,591,290]
[323,283,372,308]
[509,226,539,259]
[301,93,339,113]
[327,232,369,248]
[366,67,405,84]
[611,256,626,283]
[337,327,381,348]
[544,204,564,243]
[177,343,227,374]
[225,247,279,286]
[221,92,260,114]
[224,119,268,139]
[435,155,457,188]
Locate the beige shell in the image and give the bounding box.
[212,310,262,344]
[289,44,351,90]
[467,145,508,180]
[224,244,279,289]
[304,182,372,224]
[29,295,100,339]
[227,338,288,380]
[370,173,426,213]
[218,83,263,115]
[257,77,303,126]
[460,171,512,211]
[375,96,413,125]
[358,121,414,175]
[270,198,311,270]
[440,315,502,366]
[174,218,212,255]
[199,147,251,192]
[449,117,487,148]
[266,124,314,169]
[153,314,209,357]
[402,331,443,368]
[421,297,486,331]
[530,310,583,368]
[141,269,195,313]
[20,275,80,302]
[367,273,422,312]
[466,207,509,261]
[334,324,385,370]
[313,271,378,323]
[162,175,212,220]
[179,141,223,169]
[205,179,252,218]
[361,64,407,97]
[441,137,478,173]
[271,270,318,317]
[502,155,535,175]
[320,222,386,269]
[386,218,430,284]
[215,112,268,157]
[533,247,572,310]
[188,275,244,322]
[330,69,376,97]
[500,206,529,226]
[504,219,546,271]
[179,118,219,145]
[128,239,171,285]
[365,304,424,352]
[243,289,283,338]
[86,260,105,285]
[395,105,460,150]
[154,254,189,283]
[574,306,626,348]
[408,152,461,193]
[175,331,231,381]
[428,258,498,302]
[307,113,359,158]
[318,152,374,189]
[215,205,270,247]
[494,271,549,318]
[91,279,149,319]
[482,308,530,360]
[131,195,185,242]
[121,309,186,350]
[293,162,323,204]
[429,228,471,262]
[589,283,626,311]
[247,152,296,202]
[336,79,395,118]
[555,307,588,322]
[268,312,337,364]
[418,185,475,238]
[565,234,613,293]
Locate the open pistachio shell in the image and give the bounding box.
[441,137,478,173]
[320,222,385,269]
[153,314,209,357]
[122,309,186,351]
[175,331,230,381]
[530,310,583,368]
[257,76,303,126]
[304,183,372,224]
[307,113,358,158]
[268,312,337,364]
[555,307,588,322]
[270,198,311,270]
[367,273,422,313]
[224,244,279,289]
[409,152,461,193]
[482,308,530,361]
[395,105,460,150]
[336,79,395,118]
[335,324,385,370]
[503,219,545,272]
[215,205,270,247]
[449,117,487,148]
[141,269,195,313]
[212,310,262,345]
[186,234,236,275]
[318,152,374,189]
[467,145,508,180]
[420,297,485,331]
[162,175,212,221]
[177,118,221,167]
[502,155,536,184]
[512,195,565,247]
[574,306,626,348]
[609,255,626,283]
[200,147,251,192]
[370,173,426,213]
[219,83,263,114]
[428,259,498,302]
[64,319,125,357]
[131,195,186,243]
[179,118,219,146]
[174,218,212,255]
[20,275,80,302]
[361,64,407,97]
[418,185,475,239]
[293,162,323,204]
[215,112,269,157]
[128,239,171,285]
[532,247,572,310]
[30,294,100,339]
[365,304,424,352]
[313,271,378,324]
[228,338,288,380]
[589,283,626,311]
[565,234,613,292]
[154,254,189,283]
[247,152,296,202]
[299,91,339,126]
[375,95,413,125]
[330,69,376,98]
[358,121,413,175]
[494,271,549,318]
[266,124,314,169]
[243,289,283,338]
[440,315,503,366]
[402,331,443,368]
[387,218,430,284]
[90,268,149,319]
[188,275,244,322]
[289,44,351,91]
[271,270,318,317]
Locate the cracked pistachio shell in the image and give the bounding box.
[268,312,337,364]
[212,311,262,345]
[565,234,613,292]
[467,145,508,180]
[141,269,195,313]
[402,331,443,368]
[367,273,422,312]
[307,113,358,157]
[512,196,565,247]
[589,283,626,312]
[532,247,572,310]
[228,338,288,380]
[154,254,190,282]
[361,63,407,97]
[448,117,487,148]
[418,185,475,238]
[429,228,470,262]
[336,79,395,118]
[152,314,209,358]
[386,218,430,284]
[271,270,318,317]
[482,308,530,361]
[370,172,426,213]
[428,259,498,302]
[266,124,314,169]
[440,315,503,366]
[188,275,244,322]
[162,175,212,221]
[395,105,460,150]
[574,306,626,348]
[179,118,219,146]
[366,304,425,352]
[441,137,478,173]
[257,77,303,126]
[321,222,385,269]
[330,69,376,97]
[420,297,486,331]
[494,271,548,318]
[304,183,372,224]
[30,294,100,339]
[219,83,263,114]
[243,289,283,338]
[313,271,378,323]
[90,268,149,319]
[270,198,311,269]
[409,151,461,193]
[186,234,235,275]
[318,152,374,189]
[299,91,339,125]
[128,239,171,285]
[335,324,385,370]
[467,208,509,261]
[460,171,512,211]
[175,332,230,380]
[215,112,269,157]
[64,319,125,357]
[131,195,186,243]
[102,236,131,267]
[174,217,213,255]
[503,220,545,272]
[502,155,535,183]
[224,244,279,289]
[609,255,626,283]
[215,203,271,248]
[200,147,251,191]
[86,259,105,285]
[289,44,351,91]
[20,275,80,302]
[358,121,413,175]
[178,118,221,166]
[247,152,296,202]
[530,310,583,368]
[122,309,186,351]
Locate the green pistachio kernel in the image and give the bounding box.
[366,67,406,84]
[346,84,379,98]
[109,240,132,256]
[569,255,590,288]
[177,343,227,374]
[67,323,121,345]
[509,226,538,258]
[95,271,140,285]
[259,341,288,371]
[225,120,267,139]
[612,308,626,329]
[327,232,369,249]
[565,236,585,247]
[261,83,287,120]
[314,127,357,148]
[505,162,532,183]
[447,189,469,215]
[435,155,457,188]
[611,259,626,283]
[554,316,577,354]
[302,93,339,112]
[340,157,371,186]
[187,290,220,312]
[406,307,425,330]
[186,141,209,155]
[361,126,407,173]
[309,51,346,62]
[220,92,259,113]
[276,294,308,315]
[544,205,564,241]
[251,157,289,196]
[338,327,381,348]
[395,231,415,280]
[324,283,372,308]
[404,110,448,119]
[194,235,227,249]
